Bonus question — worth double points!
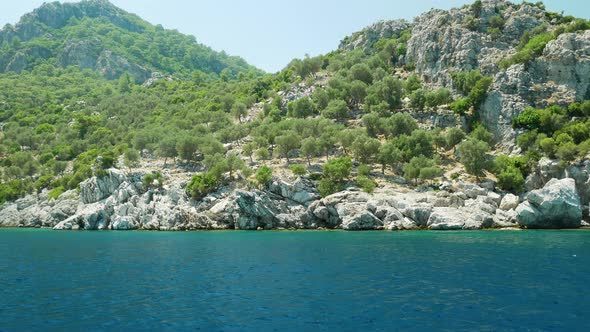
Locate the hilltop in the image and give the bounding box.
[0,0,260,82]
[0,0,589,231]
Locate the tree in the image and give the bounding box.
[366,76,404,110]
[556,142,578,162]
[457,139,490,177]
[425,89,452,108]
[386,113,418,138]
[225,152,245,178]
[451,98,470,115]
[351,135,381,164]
[399,130,434,161]
[242,142,256,163]
[410,89,427,111]
[117,73,133,93]
[405,75,422,93]
[301,138,320,165]
[322,100,349,120]
[287,97,315,118]
[319,156,352,197]
[362,112,383,138]
[275,131,301,163]
[322,156,352,182]
[256,147,270,161]
[157,136,178,166]
[467,77,492,107]
[312,89,330,111]
[403,155,435,185]
[176,136,199,162]
[349,63,373,84]
[348,80,368,107]
[378,141,402,174]
[445,127,466,151]
[419,166,443,184]
[231,102,248,123]
[497,165,525,192]
[124,148,140,168]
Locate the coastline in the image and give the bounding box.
[1,165,588,232]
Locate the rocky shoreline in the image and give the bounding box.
[1,157,588,231]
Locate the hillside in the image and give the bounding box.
[1,0,589,231]
[0,0,260,82]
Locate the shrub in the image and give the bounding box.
[187,172,218,200]
[470,124,493,145]
[556,142,578,162]
[318,179,343,197]
[143,171,164,188]
[403,155,435,185]
[497,166,525,192]
[445,127,466,151]
[48,186,66,200]
[500,32,555,69]
[356,176,376,194]
[34,175,53,193]
[255,166,273,188]
[451,98,470,114]
[290,164,307,177]
[322,157,352,182]
[357,164,372,177]
[419,166,443,184]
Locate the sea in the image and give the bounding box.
[1,229,589,331]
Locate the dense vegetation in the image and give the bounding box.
[1,0,589,204]
[0,0,259,80]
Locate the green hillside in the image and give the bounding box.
[1,0,590,205]
[0,0,260,82]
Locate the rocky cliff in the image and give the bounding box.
[340,0,590,150]
[1,164,586,231]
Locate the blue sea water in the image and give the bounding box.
[1,229,589,331]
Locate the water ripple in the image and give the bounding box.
[1,229,589,331]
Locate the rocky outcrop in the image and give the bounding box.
[532,30,590,101]
[96,50,151,82]
[80,169,128,204]
[339,20,411,51]
[268,178,320,206]
[516,178,582,228]
[1,166,587,231]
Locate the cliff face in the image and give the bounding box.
[340,0,590,150]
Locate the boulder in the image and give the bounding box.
[495,209,518,228]
[454,182,488,199]
[402,203,433,227]
[427,208,464,230]
[0,204,20,227]
[499,194,520,211]
[464,211,494,230]
[342,211,383,231]
[516,178,582,228]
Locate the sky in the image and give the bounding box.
[1,0,588,72]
